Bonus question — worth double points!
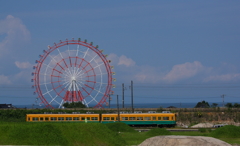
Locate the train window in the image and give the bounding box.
[152,117,156,120]
[91,117,98,121]
[58,117,64,121]
[81,117,85,120]
[122,117,128,121]
[33,117,38,121]
[28,118,30,121]
[45,117,49,121]
[73,117,79,121]
[66,117,72,121]
[103,117,110,120]
[158,117,161,120]
[144,117,150,121]
[87,117,90,120]
[111,117,114,120]
[163,117,169,120]
[40,117,44,121]
[51,117,57,121]
[129,117,136,120]
[137,117,143,120]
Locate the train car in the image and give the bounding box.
[101,113,176,127]
[26,113,100,123]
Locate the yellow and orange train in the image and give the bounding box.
[26,112,176,127]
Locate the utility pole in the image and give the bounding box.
[122,83,125,108]
[117,95,120,122]
[131,80,134,113]
[221,94,225,107]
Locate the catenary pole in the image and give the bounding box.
[122,83,124,108]
[131,80,134,113]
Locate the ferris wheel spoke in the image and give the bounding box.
[59,100,64,108]
[53,84,63,90]
[53,68,63,74]
[57,48,64,60]
[76,45,79,56]
[42,89,53,96]
[49,94,59,104]
[83,48,89,59]
[76,81,83,88]
[87,95,98,104]
[89,54,98,63]
[82,87,90,95]
[42,62,53,69]
[84,84,94,90]
[48,54,58,63]
[93,62,104,69]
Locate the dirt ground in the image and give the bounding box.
[138,136,232,146]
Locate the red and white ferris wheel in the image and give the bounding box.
[32,38,115,108]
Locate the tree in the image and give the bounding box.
[233,103,240,108]
[211,103,218,108]
[63,102,86,108]
[225,103,233,108]
[195,100,210,108]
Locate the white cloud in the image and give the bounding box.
[15,61,32,69]
[163,61,204,83]
[0,75,11,85]
[204,73,240,82]
[108,53,136,67]
[118,55,136,67]
[106,53,240,84]
[0,15,31,56]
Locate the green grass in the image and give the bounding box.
[0,122,126,146]
[1,122,240,146]
[105,122,137,133]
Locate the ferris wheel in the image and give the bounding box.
[32,38,115,108]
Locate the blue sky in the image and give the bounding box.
[0,1,240,107]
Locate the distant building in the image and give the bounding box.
[0,104,14,108]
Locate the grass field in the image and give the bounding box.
[0,122,239,146]
[0,122,126,146]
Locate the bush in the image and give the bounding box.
[210,125,240,138]
[146,128,171,137]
